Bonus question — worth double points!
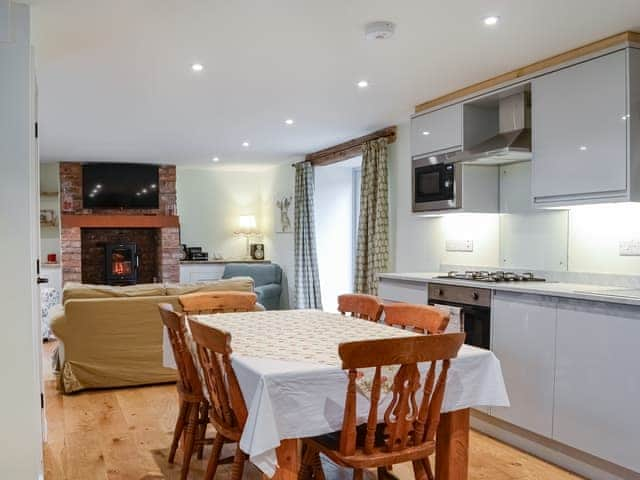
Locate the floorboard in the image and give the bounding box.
[42,341,581,480]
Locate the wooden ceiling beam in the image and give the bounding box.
[415,30,640,114]
[304,126,396,167]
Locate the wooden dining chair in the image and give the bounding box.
[338,294,384,322]
[383,303,450,334]
[299,332,465,480]
[158,303,212,480]
[178,290,258,315]
[188,318,249,480]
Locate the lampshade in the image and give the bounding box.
[237,215,257,234]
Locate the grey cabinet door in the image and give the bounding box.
[532,50,628,201]
[491,292,556,437]
[411,103,462,157]
[554,300,640,472]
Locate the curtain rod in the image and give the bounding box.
[299,126,396,168]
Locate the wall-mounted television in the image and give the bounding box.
[82,163,160,209]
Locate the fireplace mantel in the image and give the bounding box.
[61,214,180,229]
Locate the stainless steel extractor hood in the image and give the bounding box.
[454,92,532,165]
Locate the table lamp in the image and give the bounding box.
[235,215,258,259]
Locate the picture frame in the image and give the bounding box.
[40,209,57,227]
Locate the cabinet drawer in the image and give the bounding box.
[378,279,427,304]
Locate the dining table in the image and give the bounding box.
[163,309,509,480]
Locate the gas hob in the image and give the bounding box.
[435,271,547,283]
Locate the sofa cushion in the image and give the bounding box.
[165,276,254,296]
[62,282,166,303]
[222,263,282,287]
[255,283,283,310]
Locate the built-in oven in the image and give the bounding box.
[412,152,461,212]
[428,283,491,350]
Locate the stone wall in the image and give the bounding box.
[59,163,180,285]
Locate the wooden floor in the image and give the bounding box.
[42,341,582,480]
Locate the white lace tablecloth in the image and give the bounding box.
[163,309,509,478]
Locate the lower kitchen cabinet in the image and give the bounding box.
[554,299,640,472]
[378,278,428,304]
[491,292,557,437]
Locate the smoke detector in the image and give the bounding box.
[364,21,395,40]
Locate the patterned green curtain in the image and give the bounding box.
[294,162,322,309]
[355,138,389,295]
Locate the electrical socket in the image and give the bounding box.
[619,239,640,256]
[445,239,474,252]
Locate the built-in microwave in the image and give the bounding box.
[412,153,461,212]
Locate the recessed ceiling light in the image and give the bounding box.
[191,63,204,72]
[242,141,250,147]
[212,157,220,162]
[483,16,500,26]
[285,119,295,125]
[579,145,588,151]
[357,80,369,88]
[422,131,431,136]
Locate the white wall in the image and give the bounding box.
[0,3,44,478]
[389,122,443,272]
[177,162,296,307]
[567,203,640,274]
[315,161,358,311]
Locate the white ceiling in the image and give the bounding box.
[29,0,640,166]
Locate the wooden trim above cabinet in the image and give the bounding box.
[61,214,180,228]
[305,126,396,166]
[415,31,640,114]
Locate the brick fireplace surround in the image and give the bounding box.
[59,163,181,285]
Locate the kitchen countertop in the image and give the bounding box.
[378,272,640,307]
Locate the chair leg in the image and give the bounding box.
[412,460,428,480]
[196,401,208,460]
[169,400,188,464]
[180,402,199,480]
[353,469,364,480]
[422,458,434,480]
[204,433,225,480]
[299,444,317,480]
[231,445,247,480]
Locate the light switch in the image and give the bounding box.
[619,239,640,256]
[445,239,474,252]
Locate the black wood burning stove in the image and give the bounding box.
[104,243,138,285]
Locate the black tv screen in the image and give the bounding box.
[82,163,160,209]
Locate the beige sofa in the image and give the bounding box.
[50,277,255,393]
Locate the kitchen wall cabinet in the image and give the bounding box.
[554,299,640,473]
[410,103,462,158]
[491,292,557,437]
[532,50,630,205]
